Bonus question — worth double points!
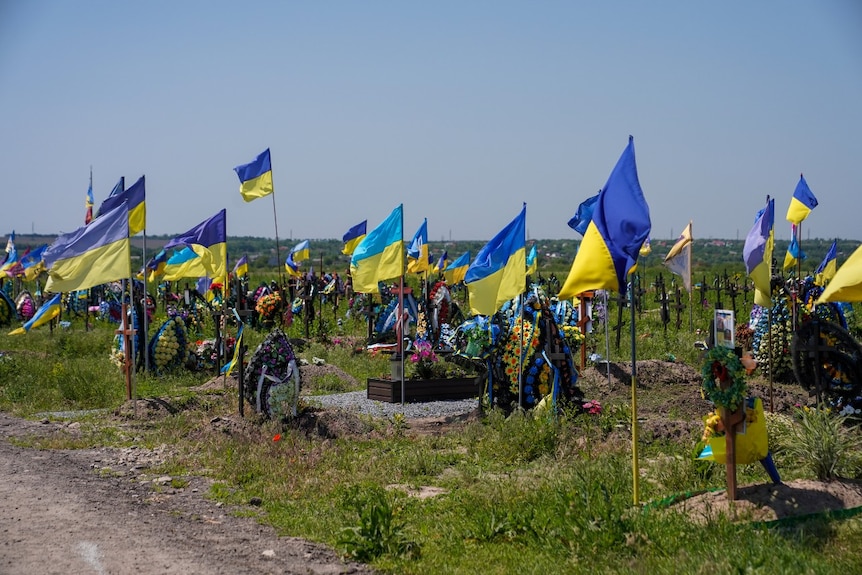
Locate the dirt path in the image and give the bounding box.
[0,412,373,575]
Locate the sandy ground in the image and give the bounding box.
[0,412,374,575]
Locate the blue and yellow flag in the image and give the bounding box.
[465,204,526,316]
[342,220,367,255]
[290,240,310,263]
[221,324,244,376]
[140,249,168,281]
[233,255,249,278]
[350,205,403,293]
[817,244,862,304]
[526,244,538,276]
[98,175,145,235]
[44,202,131,293]
[444,251,470,285]
[20,244,48,281]
[9,293,61,335]
[0,231,17,275]
[285,252,302,277]
[435,250,449,273]
[406,219,429,274]
[786,174,818,225]
[85,170,94,225]
[664,221,693,292]
[163,246,206,281]
[743,197,775,306]
[234,148,274,202]
[559,137,651,300]
[108,177,125,198]
[783,225,806,271]
[164,209,227,278]
[815,240,838,286]
[567,192,600,236]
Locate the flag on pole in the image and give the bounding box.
[85,170,94,225]
[108,177,125,198]
[785,174,818,225]
[743,197,775,307]
[444,251,470,285]
[638,237,652,256]
[0,231,17,275]
[163,247,205,281]
[558,137,651,300]
[435,250,449,273]
[817,244,862,304]
[221,324,244,376]
[164,209,227,278]
[234,148,274,202]
[815,240,838,286]
[285,252,302,277]
[342,220,367,255]
[664,221,692,292]
[783,225,806,271]
[406,219,429,274]
[290,240,310,263]
[97,175,146,235]
[43,202,131,293]
[465,204,526,316]
[350,205,403,293]
[8,293,61,335]
[567,192,600,236]
[526,244,538,276]
[233,255,249,278]
[20,244,48,281]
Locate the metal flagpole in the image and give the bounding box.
[605,290,611,387]
[630,282,640,505]
[399,205,406,406]
[142,230,149,372]
[270,163,285,288]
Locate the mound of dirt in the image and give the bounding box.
[669,479,862,524]
[299,363,360,390]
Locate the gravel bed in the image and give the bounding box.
[303,390,480,419]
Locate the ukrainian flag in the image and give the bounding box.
[406,219,429,274]
[290,240,310,263]
[233,255,249,278]
[221,324,244,376]
[558,137,651,300]
[782,227,805,271]
[815,240,838,286]
[435,250,448,273]
[285,253,302,277]
[234,148,274,202]
[785,174,818,225]
[342,220,367,256]
[44,202,131,293]
[817,244,862,304]
[526,245,538,276]
[162,247,204,281]
[743,198,775,306]
[350,205,403,293]
[465,204,526,316]
[20,244,48,281]
[144,249,168,281]
[9,293,61,335]
[97,175,146,235]
[444,251,470,285]
[164,209,227,279]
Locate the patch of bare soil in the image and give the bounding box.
[669,479,862,524]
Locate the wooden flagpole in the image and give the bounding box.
[269,161,285,288]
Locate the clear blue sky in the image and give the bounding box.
[2,1,860,244]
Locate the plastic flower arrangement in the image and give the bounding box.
[256,291,282,325]
[243,328,300,419]
[582,400,603,415]
[408,338,440,379]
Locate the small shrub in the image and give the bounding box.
[784,408,862,480]
[338,485,419,561]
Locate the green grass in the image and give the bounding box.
[2,288,862,574]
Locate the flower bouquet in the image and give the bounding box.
[256,291,282,326]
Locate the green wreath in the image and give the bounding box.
[701,346,747,412]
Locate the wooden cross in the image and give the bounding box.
[712,274,724,310]
[711,361,745,500]
[653,273,670,333]
[671,286,686,330]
